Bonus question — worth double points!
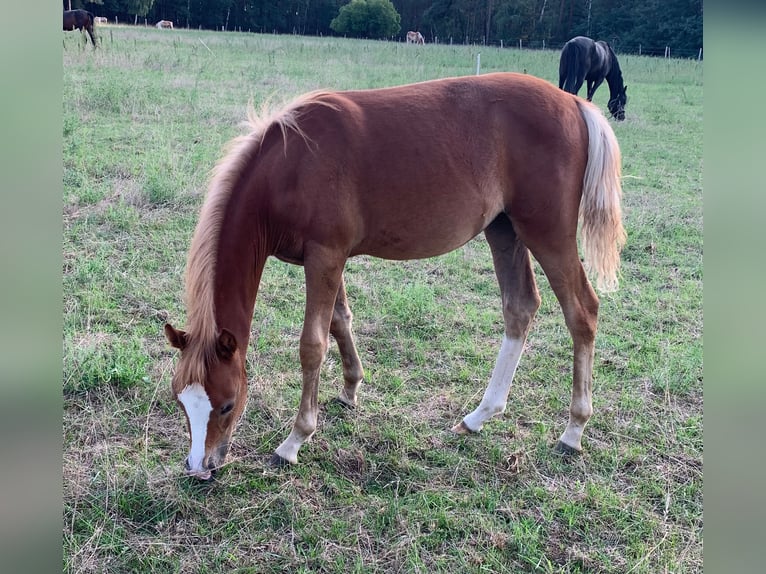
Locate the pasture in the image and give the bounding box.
[63,27,703,573]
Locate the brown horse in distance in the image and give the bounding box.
[406,31,425,44]
[164,73,626,480]
[63,9,96,47]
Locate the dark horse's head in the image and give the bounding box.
[603,42,627,121]
[607,84,627,121]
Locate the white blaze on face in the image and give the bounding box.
[177,383,212,475]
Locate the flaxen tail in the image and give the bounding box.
[577,100,626,292]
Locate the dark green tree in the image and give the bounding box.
[91,0,154,22]
[126,0,155,17]
[81,0,702,55]
[391,0,431,38]
[330,0,401,38]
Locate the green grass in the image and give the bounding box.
[63,27,702,573]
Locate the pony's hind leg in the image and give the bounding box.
[330,275,364,408]
[529,245,600,454]
[273,246,346,465]
[453,215,540,434]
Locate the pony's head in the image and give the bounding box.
[608,85,627,121]
[164,324,248,480]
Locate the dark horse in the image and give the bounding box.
[164,73,625,479]
[63,10,96,47]
[559,36,626,120]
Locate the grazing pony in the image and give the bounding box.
[63,9,96,47]
[406,31,425,44]
[165,73,625,480]
[156,20,174,29]
[559,36,627,121]
[94,17,108,25]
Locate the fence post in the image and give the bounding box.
[476,53,481,75]
[698,47,703,60]
[519,38,522,49]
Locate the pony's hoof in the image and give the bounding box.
[332,396,356,410]
[450,421,476,435]
[269,453,292,468]
[553,441,582,456]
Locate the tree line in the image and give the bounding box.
[67,0,703,57]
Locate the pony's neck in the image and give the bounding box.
[213,227,269,348]
[192,133,276,352]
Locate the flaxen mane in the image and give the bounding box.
[177,92,332,387]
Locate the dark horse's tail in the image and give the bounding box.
[85,11,97,47]
[559,41,584,95]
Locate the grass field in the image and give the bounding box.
[63,26,703,573]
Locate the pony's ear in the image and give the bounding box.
[216,329,238,360]
[165,323,188,350]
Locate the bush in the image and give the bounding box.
[330,0,401,39]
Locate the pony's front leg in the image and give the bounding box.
[272,249,346,466]
[271,343,324,465]
[330,275,364,408]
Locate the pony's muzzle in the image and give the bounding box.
[184,457,214,481]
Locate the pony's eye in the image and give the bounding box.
[220,403,234,415]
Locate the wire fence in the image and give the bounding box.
[434,36,703,60]
[426,36,703,60]
[98,18,704,61]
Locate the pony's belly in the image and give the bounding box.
[352,214,492,261]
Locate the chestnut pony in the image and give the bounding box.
[165,72,625,480]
